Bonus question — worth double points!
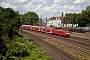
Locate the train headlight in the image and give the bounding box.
[66,31,70,34]
[66,33,69,34]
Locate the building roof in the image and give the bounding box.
[48,16,63,20]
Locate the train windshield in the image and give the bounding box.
[66,31,69,33]
[66,31,70,34]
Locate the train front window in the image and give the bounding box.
[66,31,69,34]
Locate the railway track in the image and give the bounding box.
[22,30,90,60]
[47,34,90,55]
[70,36,90,43]
[24,29,90,55]
[22,30,80,60]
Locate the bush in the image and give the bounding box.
[6,36,31,59]
[7,42,29,57]
[5,36,54,60]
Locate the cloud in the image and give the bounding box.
[15,5,27,13]
[23,2,35,11]
[53,0,72,4]
[35,4,42,12]
[73,0,89,4]
[0,0,89,18]
[31,0,48,4]
[63,4,81,11]
[18,0,27,3]
[42,6,52,12]
[0,2,16,10]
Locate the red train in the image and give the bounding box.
[21,25,70,37]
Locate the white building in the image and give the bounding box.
[47,16,62,27]
[47,16,78,27]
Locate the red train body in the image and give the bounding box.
[21,25,70,37]
[38,27,44,32]
[40,27,46,32]
[53,29,70,37]
[47,28,55,33]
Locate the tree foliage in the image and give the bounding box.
[0,6,20,57]
[22,11,39,25]
[64,5,90,27]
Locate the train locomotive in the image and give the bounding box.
[21,25,70,37]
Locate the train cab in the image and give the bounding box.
[57,29,70,37]
[53,29,70,37]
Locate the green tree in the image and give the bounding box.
[22,11,38,25]
[0,6,20,57]
[64,5,90,27]
[81,6,90,26]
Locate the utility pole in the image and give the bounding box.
[45,17,47,39]
[39,16,42,27]
[41,16,43,27]
[45,17,47,34]
[38,18,40,26]
[61,12,64,29]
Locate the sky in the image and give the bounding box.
[0,0,90,19]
